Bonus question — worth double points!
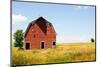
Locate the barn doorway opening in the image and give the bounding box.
[41,42,45,49]
[26,43,30,49]
[53,42,56,46]
[53,42,56,48]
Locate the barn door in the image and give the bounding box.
[41,42,45,49]
[53,42,56,46]
[52,42,56,48]
[26,43,30,49]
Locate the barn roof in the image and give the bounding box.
[24,17,56,37]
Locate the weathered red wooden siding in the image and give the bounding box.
[24,21,56,49]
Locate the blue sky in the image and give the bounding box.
[12,1,96,43]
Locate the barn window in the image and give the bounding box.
[25,43,30,50]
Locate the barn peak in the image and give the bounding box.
[35,17,48,22]
[38,16,45,19]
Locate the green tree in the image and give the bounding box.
[13,30,24,48]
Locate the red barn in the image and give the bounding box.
[24,17,56,49]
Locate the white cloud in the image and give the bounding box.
[12,14,27,24]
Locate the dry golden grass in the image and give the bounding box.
[12,42,96,65]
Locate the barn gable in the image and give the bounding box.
[24,17,56,37]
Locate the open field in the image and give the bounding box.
[12,42,96,65]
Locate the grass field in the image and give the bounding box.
[12,42,96,65]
